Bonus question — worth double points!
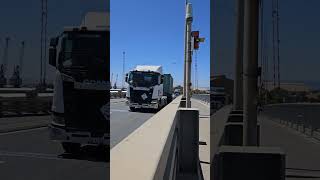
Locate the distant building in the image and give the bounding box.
[210,75,234,100]
[264,82,310,92]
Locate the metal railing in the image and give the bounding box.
[192,94,210,104]
[262,103,320,139]
[0,95,52,117]
[111,96,202,180]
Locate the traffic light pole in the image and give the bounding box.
[233,0,244,111]
[183,1,187,99]
[185,3,193,108]
[243,0,259,146]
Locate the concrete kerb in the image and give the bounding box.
[111,96,203,180]
[111,96,182,180]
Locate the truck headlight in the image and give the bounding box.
[52,115,65,126]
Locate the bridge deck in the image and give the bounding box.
[260,116,320,179]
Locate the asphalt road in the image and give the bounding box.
[110,98,155,148]
[0,98,155,179]
[0,127,109,180]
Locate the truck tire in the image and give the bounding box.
[130,107,136,112]
[62,142,81,154]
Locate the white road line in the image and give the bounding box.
[0,127,48,136]
[110,109,129,113]
[0,150,64,161]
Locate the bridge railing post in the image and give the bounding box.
[177,108,200,178]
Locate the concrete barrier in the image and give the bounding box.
[111,96,201,180]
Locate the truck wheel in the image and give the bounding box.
[130,107,136,112]
[62,142,81,154]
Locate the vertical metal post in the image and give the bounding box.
[243,0,259,146]
[122,51,125,89]
[43,0,47,86]
[185,3,193,108]
[183,1,188,99]
[40,0,43,85]
[233,0,244,111]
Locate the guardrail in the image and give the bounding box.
[0,95,52,118]
[192,94,210,104]
[111,96,202,180]
[0,89,125,117]
[110,90,126,98]
[262,103,320,139]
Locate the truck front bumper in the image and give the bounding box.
[49,123,109,146]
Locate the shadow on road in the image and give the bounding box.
[58,145,109,162]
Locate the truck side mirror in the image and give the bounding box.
[160,75,164,84]
[49,47,57,67]
[125,73,128,82]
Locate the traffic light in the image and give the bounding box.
[191,31,205,50]
[191,31,200,50]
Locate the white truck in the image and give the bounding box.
[125,65,173,111]
[48,12,109,153]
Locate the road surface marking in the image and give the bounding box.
[0,127,47,136]
[0,150,67,161]
[110,109,129,113]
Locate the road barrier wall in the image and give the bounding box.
[111,96,202,180]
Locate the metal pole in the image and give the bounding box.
[276,0,280,88]
[233,0,244,111]
[185,3,193,108]
[40,0,44,85]
[243,0,259,146]
[183,0,188,98]
[122,51,125,89]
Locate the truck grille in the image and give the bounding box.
[63,81,109,134]
[129,88,153,104]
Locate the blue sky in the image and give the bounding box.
[213,0,320,82]
[0,0,108,84]
[110,0,210,88]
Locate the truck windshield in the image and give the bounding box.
[59,32,107,68]
[128,71,159,87]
